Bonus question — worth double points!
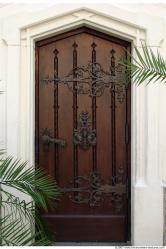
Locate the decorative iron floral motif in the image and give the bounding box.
[43,62,126,103]
[60,167,127,212]
[73,112,96,150]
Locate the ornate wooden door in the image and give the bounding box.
[35,27,131,242]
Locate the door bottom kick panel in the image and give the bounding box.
[42,215,127,242]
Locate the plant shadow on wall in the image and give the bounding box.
[0,150,60,246]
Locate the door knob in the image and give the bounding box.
[40,128,66,147]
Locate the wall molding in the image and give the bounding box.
[1,5,164,245]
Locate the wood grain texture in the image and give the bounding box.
[36,27,131,242]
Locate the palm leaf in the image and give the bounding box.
[120,44,166,85]
[0,151,59,245]
[0,157,60,210]
[1,189,35,224]
[0,215,52,246]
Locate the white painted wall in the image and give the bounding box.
[0,3,165,246]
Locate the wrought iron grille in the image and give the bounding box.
[42,62,127,103]
[60,167,127,212]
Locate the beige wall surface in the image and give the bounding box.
[0,3,165,246]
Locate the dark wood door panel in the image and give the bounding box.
[43,215,127,242]
[36,27,131,242]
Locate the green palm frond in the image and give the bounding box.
[1,190,35,224]
[120,44,166,85]
[0,157,60,210]
[1,192,55,244]
[0,215,35,246]
[0,150,60,245]
[0,215,52,246]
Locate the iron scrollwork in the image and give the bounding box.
[60,167,127,212]
[43,61,127,103]
[73,112,96,150]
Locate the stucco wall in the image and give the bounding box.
[0,3,166,246]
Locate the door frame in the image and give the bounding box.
[35,27,131,242]
[18,7,163,245]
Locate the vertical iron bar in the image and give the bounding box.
[91,42,97,171]
[53,49,59,183]
[73,42,78,185]
[110,49,116,181]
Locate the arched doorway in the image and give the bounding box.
[35,27,131,242]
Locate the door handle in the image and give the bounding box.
[40,128,66,147]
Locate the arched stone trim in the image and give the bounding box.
[2,6,163,245]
